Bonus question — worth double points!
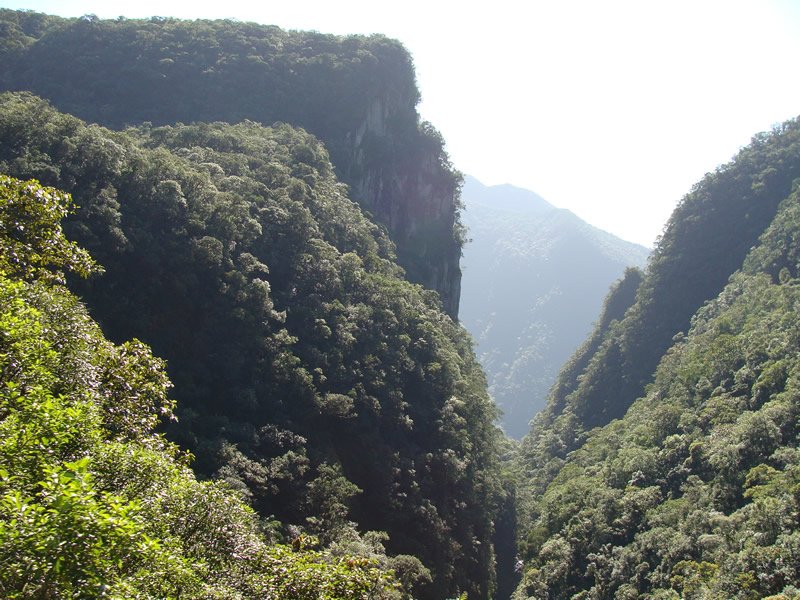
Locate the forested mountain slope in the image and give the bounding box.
[522,117,800,480]
[459,176,648,438]
[0,9,463,316]
[0,174,406,598]
[0,93,502,600]
[514,118,800,599]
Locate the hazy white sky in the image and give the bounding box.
[3,0,800,246]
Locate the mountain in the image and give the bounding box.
[0,90,499,600]
[459,176,649,438]
[4,9,800,600]
[514,116,800,599]
[0,9,463,317]
[523,117,800,474]
[0,11,509,597]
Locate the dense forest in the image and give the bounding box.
[0,9,464,317]
[514,118,800,598]
[0,91,503,599]
[0,174,404,598]
[1,8,800,600]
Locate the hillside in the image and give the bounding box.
[0,92,502,600]
[514,117,800,598]
[0,9,463,316]
[459,176,648,438]
[0,174,409,598]
[523,117,800,476]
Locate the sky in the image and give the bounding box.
[2,1,800,246]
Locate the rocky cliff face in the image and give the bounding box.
[346,95,463,317]
[0,10,464,317]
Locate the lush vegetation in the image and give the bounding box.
[523,117,800,486]
[0,174,403,599]
[2,9,800,600]
[513,120,800,598]
[0,92,502,599]
[0,9,464,316]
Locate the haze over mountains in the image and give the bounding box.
[459,176,649,438]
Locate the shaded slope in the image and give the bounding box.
[0,174,401,599]
[459,176,648,438]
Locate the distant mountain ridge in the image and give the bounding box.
[459,176,649,438]
[462,180,554,214]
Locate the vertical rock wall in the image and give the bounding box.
[346,95,463,317]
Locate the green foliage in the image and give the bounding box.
[0,95,502,599]
[0,9,463,315]
[524,116,800,478]
[0,175,98,283]
[513,180,800,598]
[516,120,800,582]
[0,455,182,599]
[0,173,401,598]
[0,9,482,593]
[257,542,400,600]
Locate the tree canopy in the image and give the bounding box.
[0,9,464,316]
[0,92,502,599]
[513,118,800,599]
[523,116,800,482]
[0,174,403,599]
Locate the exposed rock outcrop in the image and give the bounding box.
[346,95,463,317]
